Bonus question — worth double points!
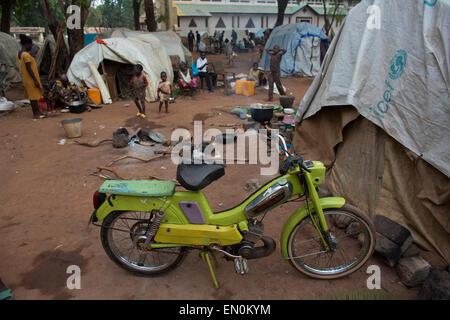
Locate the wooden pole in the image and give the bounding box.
[48,25,64,80]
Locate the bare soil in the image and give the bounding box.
[0,51,436,300]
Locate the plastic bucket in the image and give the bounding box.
[61,118,82,138]
[88,88,102,105]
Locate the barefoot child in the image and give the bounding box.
[158,72,172,113]
[130,64,148,118]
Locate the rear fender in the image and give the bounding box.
[95,195,189,224]
[280,197,345,258]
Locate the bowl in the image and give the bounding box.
[283,108,295,115]
[279,95,295,109]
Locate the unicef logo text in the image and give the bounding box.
[388,50,407,80]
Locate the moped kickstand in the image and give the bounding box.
[199,248,220,289]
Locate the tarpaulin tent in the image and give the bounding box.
[99,29,192,65]
[35,35,70,76]
[260,23,327,77]
[293,0,450,263]
[0,32,21,89]
[67,37,173,102]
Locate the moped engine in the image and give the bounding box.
[238,222,276,260]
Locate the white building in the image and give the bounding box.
[174,0,356,37]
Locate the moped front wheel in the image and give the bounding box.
[101,211,188,276]
[287,204,375,279]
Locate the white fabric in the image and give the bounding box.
[295,0,450,177]
[67,37,173,101]
[179,70,192,83]
[101,29,192,64]
[0,32,21,88]
[88,61,111,104]
[196,57,208,73]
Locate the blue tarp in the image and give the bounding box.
[84,33,97,47]
[260,23,327,77]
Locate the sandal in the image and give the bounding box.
[0,282,13,300]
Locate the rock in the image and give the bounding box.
[357,233,365,246]
[375,233,402,267]
[112,128,129,148]
[400,235,413,255]
[374,215,411,246]
[244,179,261,192]
[345,222,362,238]
[417,269,450,300]
[402,243,421,258]
[396,255,431,287]
[333,215,353,229]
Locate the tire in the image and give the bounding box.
[101,211,188,277]
[287,204,375,279]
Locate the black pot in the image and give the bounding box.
[250,106,274,123]
[67,101,86,114]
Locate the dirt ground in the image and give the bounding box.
[0,51,438,300]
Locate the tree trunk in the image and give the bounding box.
[41,0,59,39]
[1,0,15,34]
[144,0,157,32]
[274,0,289,28]
[67,0,92,61]
[133,0,141,31]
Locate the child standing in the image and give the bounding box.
[130,64,148,118]
[158,72,172,113]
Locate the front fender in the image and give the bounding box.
[280,197,346,258]
[95,195,189,224]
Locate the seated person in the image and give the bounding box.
[207,63,218,88]
[50,72,89,109]
[177,62,198,96]
[248,63,266,87]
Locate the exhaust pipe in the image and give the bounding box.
[243,236,276,260]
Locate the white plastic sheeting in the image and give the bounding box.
[67,37,173,102]
[0,32,21,88]
[260,23,327,77]
[295,0,450,177]
[102,30,191,64]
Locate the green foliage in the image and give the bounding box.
[172,86,182,99]
[85,0,136,29]
[157,14,168,24]
[10,0,64,28]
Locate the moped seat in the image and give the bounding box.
[177,163,225,191]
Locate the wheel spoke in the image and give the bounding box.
[288,209,373,277]
[102,212,185,274]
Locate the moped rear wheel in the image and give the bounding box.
[101,211,187,276]
[287,204,375,279]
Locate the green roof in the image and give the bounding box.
[175,3,352,17]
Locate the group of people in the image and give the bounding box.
[17,32,286,120]
[129,65,173,118]
[187,30,201,52]
[17,34,90,119]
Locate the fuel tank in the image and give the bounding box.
[244,178,293,218]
